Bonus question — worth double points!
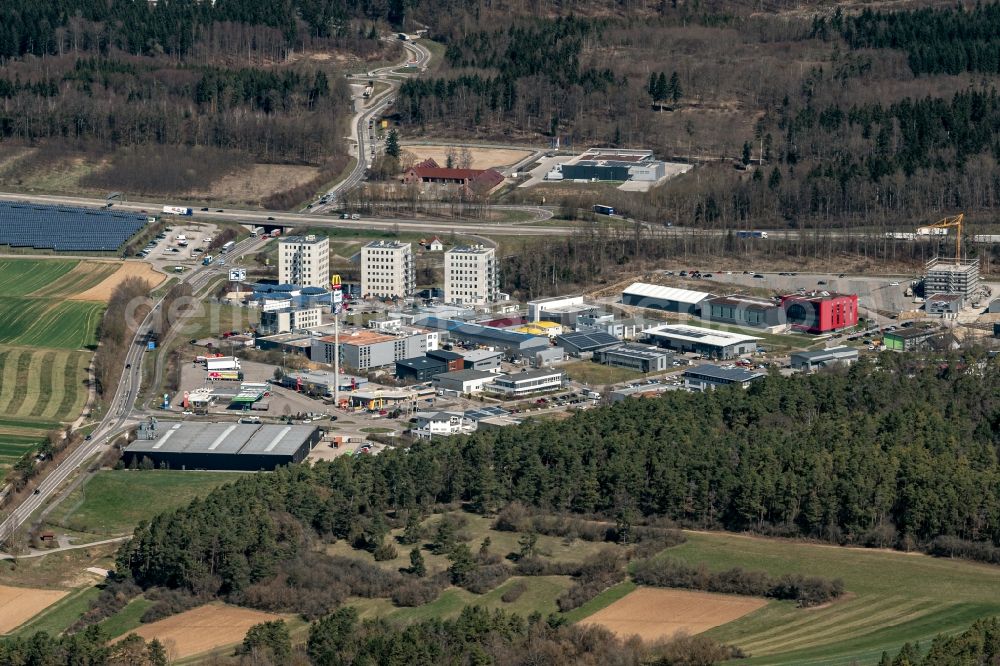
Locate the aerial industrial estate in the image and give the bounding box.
[5,3,1000,665]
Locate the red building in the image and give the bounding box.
[401,158,505,194]
[780,292,858,333]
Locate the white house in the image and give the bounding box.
[424,236,445,252]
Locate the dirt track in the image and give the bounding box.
[124,603,283,659]
[70,262,164,302]
[0,584,67,633]
[581,587,767,641]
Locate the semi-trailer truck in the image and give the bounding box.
[736,230,769,239]
[205,356,241,371]
[162,206,193,216]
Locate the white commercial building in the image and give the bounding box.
[362,240,415,299]
[278,235,329,289]
[433,369,499,395]
[485,369,564,397]
[444,245,500,305]
[643,324,759,360]
[527,295,586,322]
[259,307,323,335]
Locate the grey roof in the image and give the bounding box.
[460,349,502,361]
[600,344,673,360]
[791,346,858,361]
[427,349,463,361]
[433,369,498,381]
[499,369,563,382]
[126,422,318,457]
[396,356,448,370]
[555,330,621,351]
[684,364,765,382]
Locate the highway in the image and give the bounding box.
[0,235,263,543]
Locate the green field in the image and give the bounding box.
[660,531,1000,665]
[0,298,103,349]
[0,258,78,296]
[45,470,247,537]
[561,360,647,386]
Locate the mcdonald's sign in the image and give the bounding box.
[330,274,342,290]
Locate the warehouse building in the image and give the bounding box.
[704,295,783,330]
[533,346,564,368]
[621,283,712,315]
[527,295,587,322]
[549,149,668,183]
[460,349,502,373]
[255,332,314,358]
[780,292,858,334]
[512,321,563,338]
[555,330,622,358]
[683,365,766,391]
[594,344,674,373]
[417,317,549,358]
[790,347,858,372]
[396,356,448,381]
[643,324,759,359]
[884,326,940,352]
[432,369,499,395]
[426,349,465,372]
[124,422,321,471]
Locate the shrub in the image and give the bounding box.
[501,581,527,603]
[373,542,398,561]
[462,564,512,594]
[391,574,448,607]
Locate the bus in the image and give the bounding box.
[593,204,615,216]
[220,240,236,253]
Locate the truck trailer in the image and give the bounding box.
[736,230,769,239]
[162,206,193,216]
[205,356,241,371]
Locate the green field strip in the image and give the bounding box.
[0,416,60,430]
[0,259,78,297]
[3,351,33,416]
[0,298,50,344]
[13,301,103,349]
[28,262,118,299]
[23,350,55,418]
[12,586,100,638]
[729,594,917,650]
[0,442,36,457]
[34,351,63,418]
[47,351,89,421]
[744,603,1000,665]
[744,598,937,654]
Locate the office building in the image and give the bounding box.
[485,369,564,397]
[259,306,323,335]
[683,365,766,391]
[312,328,438,371]
[362,240,415,299]
[643,324,759,359]
[444,245,500,305]
[278,235,329,289]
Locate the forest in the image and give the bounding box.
[116,357,1000,599]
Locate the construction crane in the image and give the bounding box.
[921,213,964,265]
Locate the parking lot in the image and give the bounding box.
[140,221,220,271]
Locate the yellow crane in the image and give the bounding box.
[921,213,964,264]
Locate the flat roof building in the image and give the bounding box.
[704,295,782,330]
[460,349,503,372]
[312,328,438,371]
[683,365,766,391]
[278,235,329,289]
[362,240,415,299]
[485,369,564,397]
[790,346,859,372]
[444,245,500,305]
[527,295,586,322]
[417,317,549,358]
[925,293,964,316]
[124,422,321,471]
[622,283,712,315]
[884,326,940,352]
[555,330,622,357]
[780,292,858,334]
[594,344,674,373]
[432,369,499,395]
[396,356,449,381]
[259,306,323,335]
[281,370,367,394]
[924,257,980,298]
[643,324,759,359]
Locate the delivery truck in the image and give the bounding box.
[162,205,193,216]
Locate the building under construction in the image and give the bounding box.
[924,257,980,298]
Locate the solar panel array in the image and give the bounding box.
[556,330,620,350]
[0,201,149,252]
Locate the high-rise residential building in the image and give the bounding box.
[444,245,499,305]
[361,240,414,298]
[278,235,329,289]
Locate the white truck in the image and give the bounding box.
[162,205,193,216]
[205,356,241,371]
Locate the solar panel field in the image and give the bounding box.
[0,258,141,479]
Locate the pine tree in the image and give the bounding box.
[669,71,682,103]
[409,547,426,577]
[385,128,401,158]
[742,141,753,165]
[655,72,668,102]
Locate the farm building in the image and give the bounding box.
[643,324,759,359]
[124,422,321,471]
[621,283,712,315]
[594,344,674,373]
[780,292,858,334]
[402,159,505,194]
[790,347,859,372]
[555,330,622,357]
[683,365,766,391]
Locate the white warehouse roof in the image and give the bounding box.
[644,324,760,347]
[623,282,711,306]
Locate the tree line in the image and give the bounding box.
[117,357,1000,602]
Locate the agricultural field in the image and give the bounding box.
[0,258,157,477]
[123,603,284,660]
[0,585,68,634]
[45,470,245,538]
[581,587,766,642]
[662,531,1000,665]
[399,143,532,170]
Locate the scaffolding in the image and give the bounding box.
[924,257,980,298]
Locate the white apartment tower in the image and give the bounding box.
[278,235,329,289]
[361,240,415,298]
[444,245,499,305]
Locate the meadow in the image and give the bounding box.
[666,531,1000,665]
[45,470,246,538]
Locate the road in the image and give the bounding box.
[0,235,263,543]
